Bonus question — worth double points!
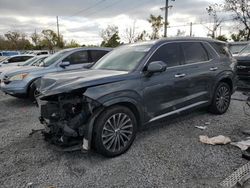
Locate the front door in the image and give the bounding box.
[142,43,189,122]
[59,50,90,72]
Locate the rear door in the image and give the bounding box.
[180,41,216,104]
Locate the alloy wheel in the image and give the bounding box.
[101,113,133,153]
[215,85,230,113]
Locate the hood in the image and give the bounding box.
[0,65,19,74]
[235,55,250,61]
[39,69,129,97]
[3,66,44,77]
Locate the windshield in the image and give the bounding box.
[19,56,38,66]
[92,44,152,71]
[39,50,68,67]
[239,44,250,55]
[229,44,247,54]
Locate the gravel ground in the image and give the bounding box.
[0,91,250,188]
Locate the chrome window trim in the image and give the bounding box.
[141,40,219,72]
[149,100,209,122]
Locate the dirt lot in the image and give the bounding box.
[0,91,250,188]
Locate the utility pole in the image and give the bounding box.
[56,16,60,44]
[190,22,193,37]
[164,0,169,38]
[161,0,175,38]
[219,26,222,36]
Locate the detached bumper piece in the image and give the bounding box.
[39,94,99,151]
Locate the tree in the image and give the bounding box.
[231,29,248,41]
[134,30,149,42]
[124,21,137,43]
[39,29,58,50]
[100,25,121,47]
[31,31,40,47]
[65,40,81,48]
[101,32,121,47]
[4,31,21,50]
[147,14,164,40]
[205,4,223,38]
[216,35,228,41]
[225,0,250,40]
[4,31,33,50]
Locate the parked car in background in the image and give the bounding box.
[229,41,249,56]
[0,54,34,67]
[37,37,237,157]
[0,55,49,81]
[0,51,20,61]
[0,48,111,100]
[235,44,250,89]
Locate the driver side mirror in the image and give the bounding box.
[60,61,70,68]
[145,61,166,76]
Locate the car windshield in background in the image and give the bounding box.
[39,51,68,67]
[92,44,152,71]
[239,45,250,55]
[19,56,38,66]
[230,45,247,54]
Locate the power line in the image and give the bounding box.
[68,0,107,17]
[87,0,126,17]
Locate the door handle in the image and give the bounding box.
[175,73,186,78]
[210,67,218,71]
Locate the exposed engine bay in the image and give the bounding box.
[38,93,101,149]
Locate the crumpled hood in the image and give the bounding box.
[39,69,129,97]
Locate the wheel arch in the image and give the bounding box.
[84,97,144,151]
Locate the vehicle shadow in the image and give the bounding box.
[1,97,35,108]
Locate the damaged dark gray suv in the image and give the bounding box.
[37,38,237,157]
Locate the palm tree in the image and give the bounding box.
[147,14,164,40]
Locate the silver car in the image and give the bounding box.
[0,48,111,99]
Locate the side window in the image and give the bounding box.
[90,50,109,62]
[8,57,21,63]
[149,43,182,67]
[63,51,88,65]
[182,42,209,64]
[21,56,32,61]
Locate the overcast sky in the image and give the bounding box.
[0,0,238,45]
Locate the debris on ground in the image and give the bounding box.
[220,162,250,188]
[195,126,207,130]
[199,135,231,145]
[26,182,34,188]
[204,122,211,125]
[231,140,250,151]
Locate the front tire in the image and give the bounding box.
[209,82,231,114]
[94,106,137,157]
[28,83,38,101]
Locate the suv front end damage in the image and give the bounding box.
[38,92,102,151]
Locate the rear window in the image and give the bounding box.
[210,42,231,58]
[181,42,209,64]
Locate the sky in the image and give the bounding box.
[0,0,239,45]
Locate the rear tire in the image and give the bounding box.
[94,106,137,157]
[209,82,231,115]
